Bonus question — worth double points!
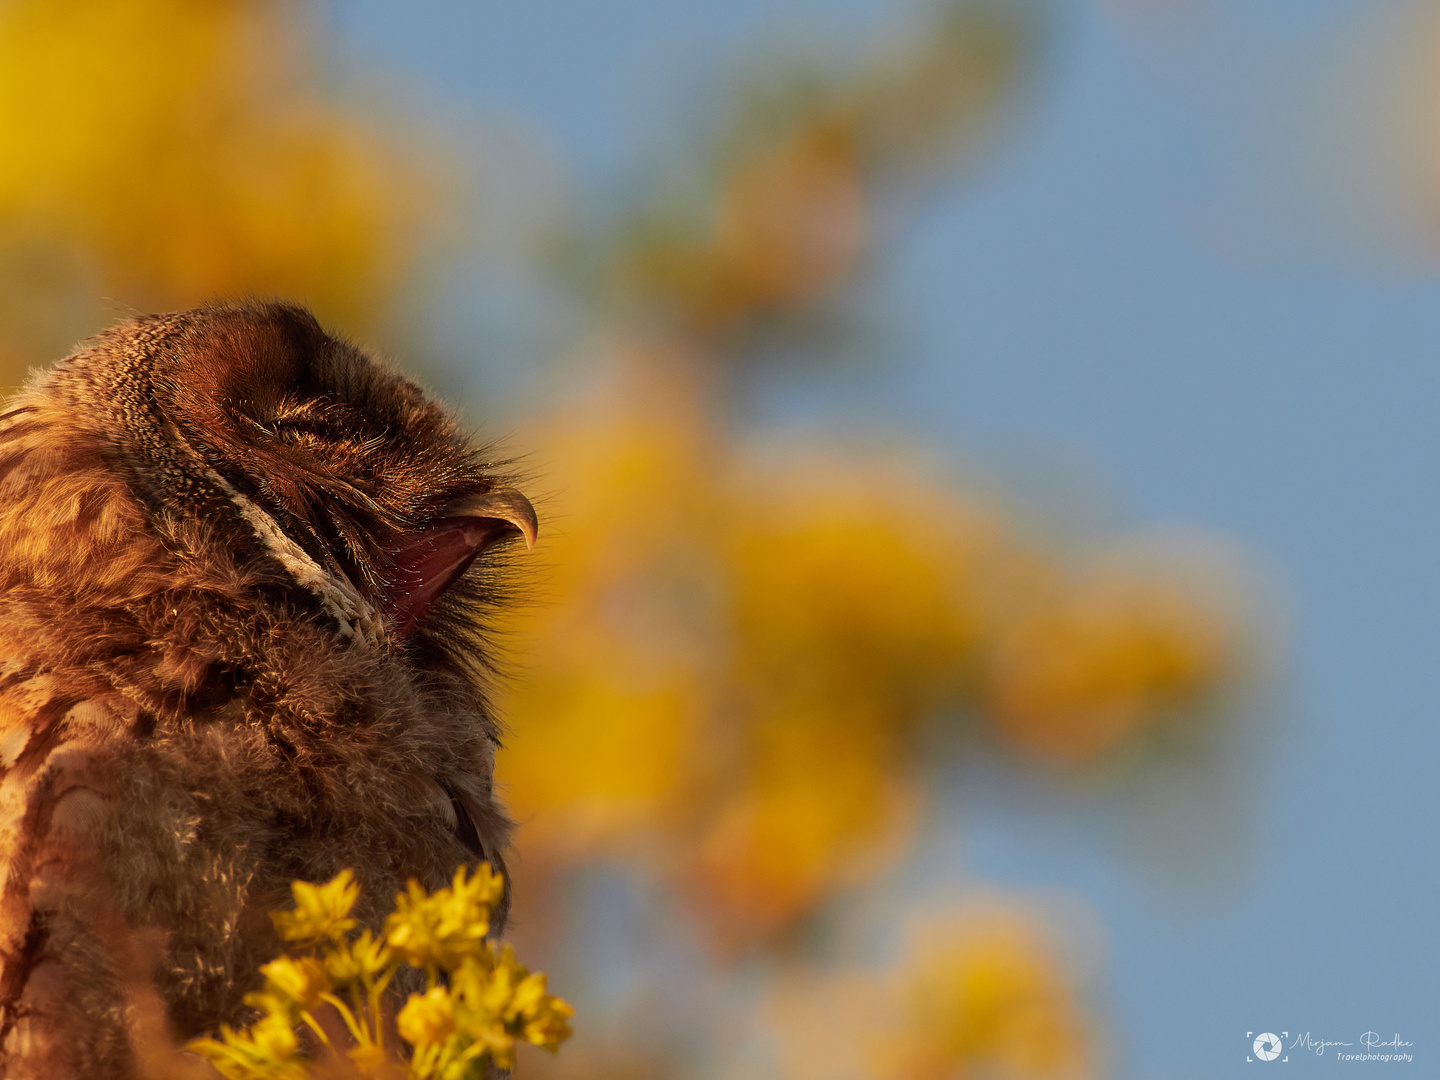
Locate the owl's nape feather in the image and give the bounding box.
[0,302,534,1076]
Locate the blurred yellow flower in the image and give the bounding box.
[385,863,506,974]
[693,768,916,942]
[625,117,868,335]
[765,908,1092,1080]
[986,575,1228,763]
[497,360,724,854]
[322,929,394,990]
[879,913,1092,1080]
[271,868,360,946]
[0,0,432,376]
[499,360,1239,945]
[190,1012,307,1080]
[256,956,331,1014]
[396,986,457,1047]
[608,3,1024,344]
[479,946,575,1051]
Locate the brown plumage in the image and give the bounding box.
[0,303,537,1076]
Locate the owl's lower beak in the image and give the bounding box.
[382,484,538,637]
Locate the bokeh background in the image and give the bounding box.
[2,0,1437,1077]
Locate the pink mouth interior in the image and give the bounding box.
[383,517,518,637]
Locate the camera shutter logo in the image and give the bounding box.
[1253,1033,1282,1061]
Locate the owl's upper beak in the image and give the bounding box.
[382,484,538,638]
[441,487,539,550]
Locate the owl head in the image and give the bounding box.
[15,301,536,668]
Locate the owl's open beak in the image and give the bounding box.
[382,484,538,638]
[440,488,539,550]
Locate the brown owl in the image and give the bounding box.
[0,303,537,1077]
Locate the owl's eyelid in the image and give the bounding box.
[269,400,379,444]
[234,413,278,439]
[235,405,341,442]
[270,417,350,446]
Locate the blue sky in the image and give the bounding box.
[332,1,1440,1075]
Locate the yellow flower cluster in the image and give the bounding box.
[624,119,867,335]
[0,0,431,376]
[387,863,503,975]
[766,910,1092,1080]
[987,575,1227,764]
[398,946,574,1075]
[270,871,362,945]
[880,914,1092,1080]
[486,3,1241,953]
[497,365,1239,944]
[189,866,574,1080]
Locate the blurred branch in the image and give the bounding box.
[564,1,1038,363]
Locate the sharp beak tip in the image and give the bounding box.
[447,485,539,552]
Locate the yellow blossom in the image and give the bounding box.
[0,0,432,364]
[384,863,504,972]
[475,947,521,1018]
[396,986,457,1046]
[481,947,575,1051]
[764,909,1092,1080]
[257,956,329,1011]
[518,984,576,1051]
[987,576,1227,763]
[880,913,1092,1080]
[270,869,359,945]
[189,1013,306,1080]
[693,765,916,942]
[500,373,1242,948]
[196,865,571,1078]
[321,928,393,990]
